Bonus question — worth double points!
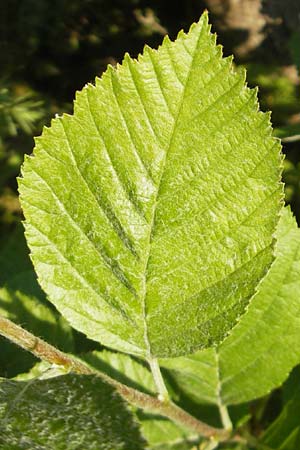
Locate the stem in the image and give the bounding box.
[219,404,233,432]
[148,357,169,402]
[281,134,300,143]
[0,315,92,374]
[0,315,229,441]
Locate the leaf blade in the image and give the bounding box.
[0,374,146,450]
[19,12,283,358]
[161,207,300,405]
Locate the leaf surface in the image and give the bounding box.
[82,349,156,394]
[137,411,199,450]
[19,13,282,358]
[160,208,300,405]
[0,374,146,450]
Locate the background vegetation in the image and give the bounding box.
[0,0,299,446]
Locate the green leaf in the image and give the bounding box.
[0,271,73,350]
[262,382,300,450]
[160,207,300,405]
[0,374,146,450]
[0,87,44,138]
[82,349,156,394]
[137,411,199,450]
[14,360,67,381]
[19,12,282,358]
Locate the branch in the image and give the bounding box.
[0,315,229,441]
[0,315,91,373]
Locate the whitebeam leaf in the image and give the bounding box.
[0,374,146,450]
[160,208,300,405]
[19,12,283,358]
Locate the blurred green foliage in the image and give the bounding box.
[289,32,300,75]
[246,63,299,124]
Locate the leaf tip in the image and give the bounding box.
[201,9,210,24]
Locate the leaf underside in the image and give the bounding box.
[161,208,300,405]
[0,374,145,450]
[19,12,282,358]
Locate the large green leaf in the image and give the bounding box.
[160,207,300,405]
[19,12,282,358]
[0,374,146,449]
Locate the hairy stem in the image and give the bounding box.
[0,315,229,440]
[0,315,92,374]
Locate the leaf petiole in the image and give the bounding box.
[219,404,233,432]
[147,357,169,402]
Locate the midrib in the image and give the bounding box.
[139,23,205,358]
